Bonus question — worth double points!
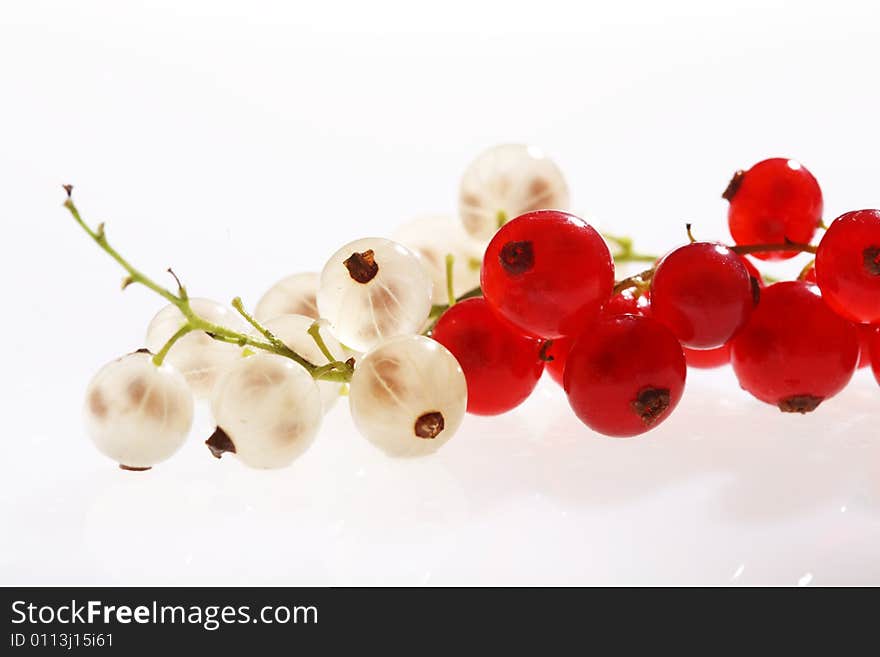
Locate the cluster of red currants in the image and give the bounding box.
[432,158,880,437]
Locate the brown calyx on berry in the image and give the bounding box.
[538,340,555,362]
[631,387,671,426]
[119,464,151,472]
[778,394,823,414]
[749,276,761,306]
[499,240,534,275]
[722,170,745,201]
[206,426,236,458]
[414,411,444,439]
[344,250,379,284]
[863,245,880,276]
[62,184,74,198]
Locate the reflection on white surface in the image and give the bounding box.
[3,368,878,586]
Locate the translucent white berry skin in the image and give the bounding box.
[459,144,570,241]
[144,298,247,398]
[392,215,483,304]
[84,351,194,470]
[261,314,344,413]
[210,354,322,469]
[317,238,433,352]
[349,335,467,458]
[253,272,320,323]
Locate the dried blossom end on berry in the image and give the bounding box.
[499,240,534,275]
[414,411,445,439]
[863,245,880,276]
[778,394,824,414]
[631,387,671,426]
[344,250,379,283]
[206,426,236,459]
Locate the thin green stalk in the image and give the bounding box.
[62,188,354,382]
[152,324,194,366]
[231,296,307,363]
[445,254,456,307]
[307,321,337,363]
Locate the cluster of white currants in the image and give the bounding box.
[82,144,570,471]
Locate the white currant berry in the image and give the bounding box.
[349,335,467,458]
[459,143,570,241]
[253,272,320,323]
[392,215,483,304]
[207,353,322,469]
[260,314,344,413]
[84,351,194,470]
[144,298,247,398]
[317,238,432,352]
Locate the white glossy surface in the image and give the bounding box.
[3,0,880,585]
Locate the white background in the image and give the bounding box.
[2,0,880,585]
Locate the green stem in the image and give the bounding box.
[307,321,337,363]
[62,190,352,381]
[445,254,456,307]
[152,324,194,366]
[601,231,658,265]
[613,268,655,296]
[230,296,311,366]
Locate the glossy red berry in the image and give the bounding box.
[650,242,755,349]
[725,158,823,261]
[545,288,650,386]
[802,263,872,368]
[860,323,878,370]
[563,315,686,437]
[815,209,880,324]
[683,343,731,369]
[870,327,880,386]
[603,287,652,317]
[431,297,544,415]
[730,281,859,412]
[481,210,613,338]
[544,336,571,387]
[740,255,765,288]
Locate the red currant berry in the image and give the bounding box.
[739,255,765,288]
[815,209,880,324]
[683,343,731,369]
[603,287,651,317]
[795,265,872,369]
[481,210,613,338]
[544,336,571,387]
[870,326,880,386]
[859,323,878,369]
[725,158,823,261]
[545,288,651,386]
[730,281,859,412]
[563,315,686,437]
[650,242,755,349]
[431,297,544,415]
